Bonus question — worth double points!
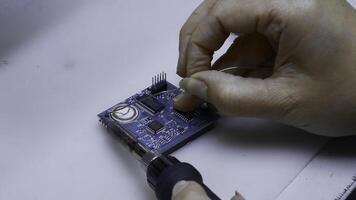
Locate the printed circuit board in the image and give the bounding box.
[98,73,219,154]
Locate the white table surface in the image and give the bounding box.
[0,1,355,200]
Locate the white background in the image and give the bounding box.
[0,1,355,200]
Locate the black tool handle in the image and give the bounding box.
[147,155,221,200]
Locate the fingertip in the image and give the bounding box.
[172,181,210,200]
[173,93,204,112]
[179,78,208,101]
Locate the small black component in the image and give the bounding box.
[150,72,167,94]
[174,110,195,122]
[147,120,164,133]
[137,95,164,114]
[140,117,152,125]
[177,126,185,132]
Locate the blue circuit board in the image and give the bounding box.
[98,75,219,154]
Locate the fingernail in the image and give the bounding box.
[179,78,208,100]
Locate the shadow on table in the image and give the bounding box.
[320,136,356,157]
[212,117,328,151]
[213,117,356,158]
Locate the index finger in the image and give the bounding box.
[181,0,282,76]
[177,0,218,77]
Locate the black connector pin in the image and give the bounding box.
[150,72,167,94]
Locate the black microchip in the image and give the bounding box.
[137,95,164,114]
[174,110,195,122]
[147,120,164,133]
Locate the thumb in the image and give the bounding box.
[180,70,299,121]
[172,181,211,200]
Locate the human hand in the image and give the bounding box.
[174,0,356,137]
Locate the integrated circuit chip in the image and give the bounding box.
[174,110,195,122]
[137,95,164,114]
[147,120,164,133]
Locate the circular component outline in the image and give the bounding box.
[110,103,139,123]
